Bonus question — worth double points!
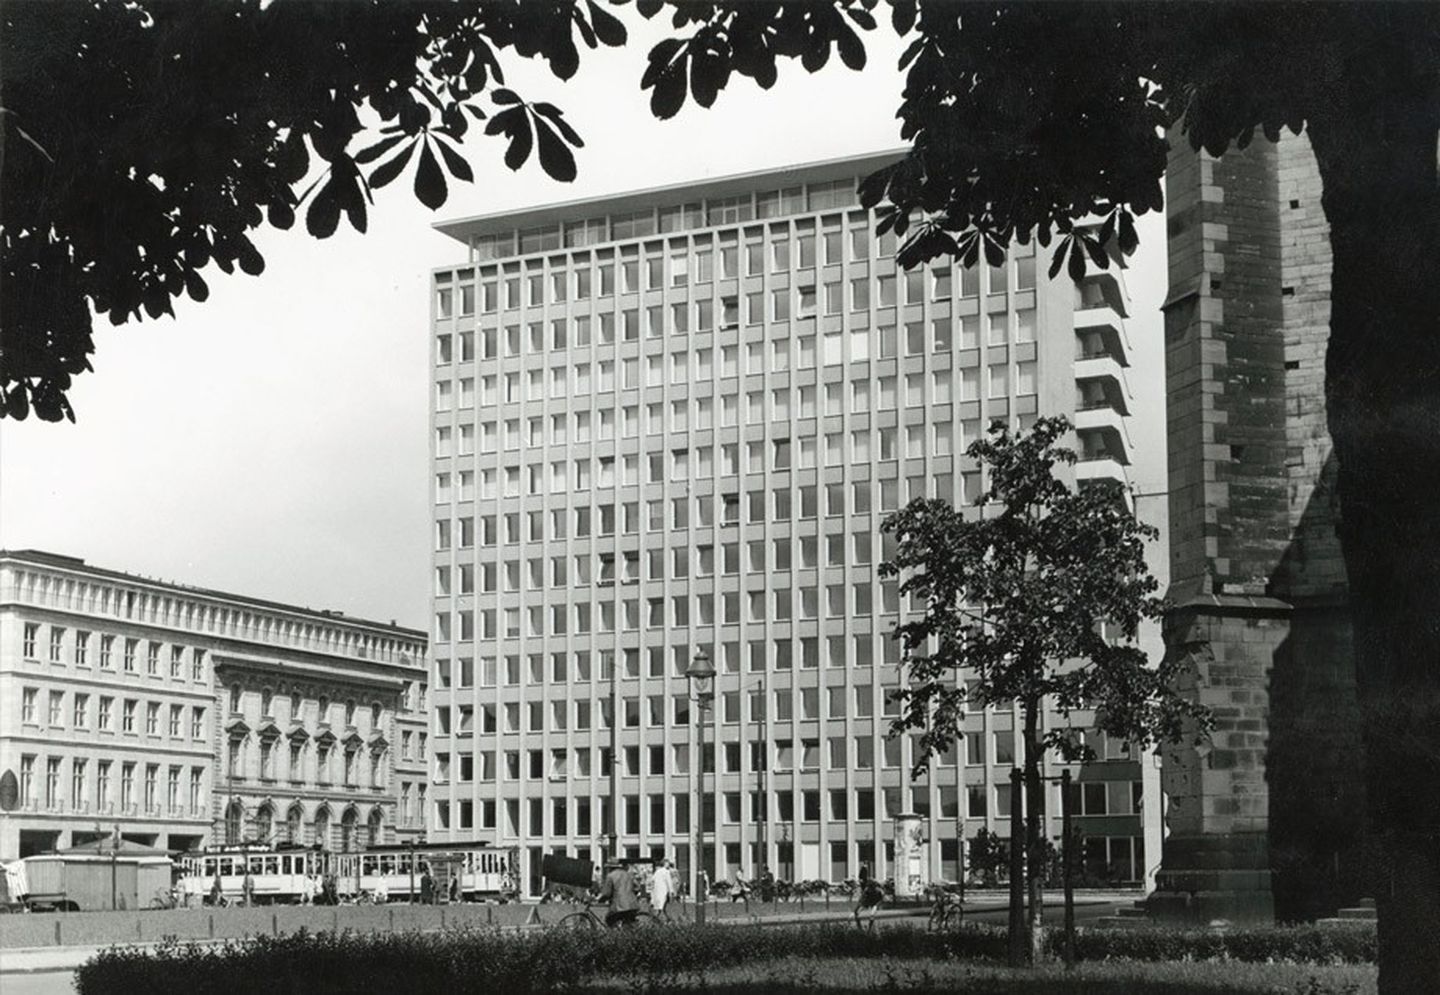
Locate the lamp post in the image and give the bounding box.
[604,650,619,867]
[686,648,715,925]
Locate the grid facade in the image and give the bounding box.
[429,152,1151,896]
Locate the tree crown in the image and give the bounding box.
[880,416,1209,772]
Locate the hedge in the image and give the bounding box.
[73,921,1375,995]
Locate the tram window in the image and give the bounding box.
[220,857,234,876]
[264,857,279,874]
[362,856,375,875]
[203,858,216,877]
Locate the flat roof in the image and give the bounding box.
[434,148,905,246]
[0,549,425,639]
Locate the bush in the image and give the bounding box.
[73,920,1375,995]
[1063,924,1375,965]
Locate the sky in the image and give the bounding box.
[0,14,1167,631]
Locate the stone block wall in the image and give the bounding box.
[1156,130,1365,924]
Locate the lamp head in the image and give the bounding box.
[687,649,716,695]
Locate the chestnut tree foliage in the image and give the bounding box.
[881,416,1206,959]
[1,0,630,421]
[881,417,1202,770]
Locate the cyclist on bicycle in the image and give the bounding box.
[595,862,639,928]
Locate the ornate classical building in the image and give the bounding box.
[0,550,428,859]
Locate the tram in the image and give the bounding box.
[178,843,324,906]
[332,841,518,903]
[176,840,518,905]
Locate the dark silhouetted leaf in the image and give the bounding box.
[184,270,209,303]
[492,88,521,106]
[1117,211,1139,255]
[836,25,866,71]
[1048,239,1069,280]
[1067,239,1087,281]
[435,138,474,182]
[586,0,627,46]
[535,117,577,182]
[368,139,416,190]
[414,140,447,209]
[268,200,295,230]
[533,102,584,147]
[355,133,407,165]
[305,177,342,238]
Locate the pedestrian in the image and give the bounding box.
[648,858,674,920]
[595,862,639,928]
[420,865,434,905]
[209,872,224,908]
[242,868,255,908]
[855,863,884,930]
[301,871,315,905]
[373,878,389,905]
[448,874,459,904]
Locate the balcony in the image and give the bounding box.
[1074,405,1133,465]
[1074,356,1133,415]
[1076,454,1129,483]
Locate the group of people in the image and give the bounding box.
[200,870,341,907]
[593,858,679,927]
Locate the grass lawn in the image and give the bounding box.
[579,955,1377,994]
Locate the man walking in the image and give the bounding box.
[648,859,674,920]
[596,862,639,928]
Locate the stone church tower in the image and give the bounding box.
[1149,130,1368,923]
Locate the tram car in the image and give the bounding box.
[176,840,518,905]
[178,843,325,906]
[332,840,518,903]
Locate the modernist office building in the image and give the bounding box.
[0,550,428,859]
[428,151,1161,897]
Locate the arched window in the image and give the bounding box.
[260,687,273,717]
[345,700,357,726]
[255,802,275,843]
[225,800,245,844]
[285,803,304,844]
[291,691,302,718]
[371,702,382,728]
[340,807,359,853]
[229,684,242,714]
[318,696,329,722]
[367,808,384,848]
[314,806,331,849]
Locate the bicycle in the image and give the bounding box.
[556,898,661,931]
[926,886,964,932]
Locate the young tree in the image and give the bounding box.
[881,416,1208,962]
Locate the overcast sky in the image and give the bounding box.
[0,16,1167,631]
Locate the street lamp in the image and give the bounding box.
[686,648,715,924]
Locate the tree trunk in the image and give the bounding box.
[1022,695,1045,964]
[1307,96,1440,995]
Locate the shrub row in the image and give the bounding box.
[73,921,1375,995]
